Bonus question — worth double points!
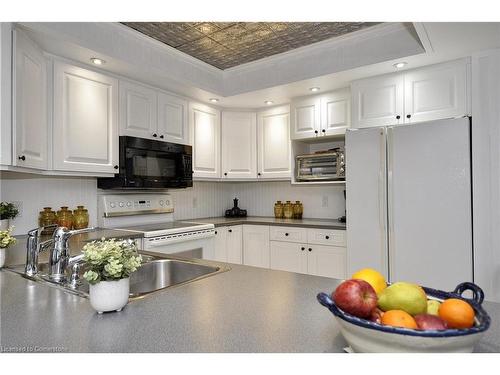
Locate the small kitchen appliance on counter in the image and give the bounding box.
[224,198,247,218]
[296,147,345,182]
[98,193,215,259]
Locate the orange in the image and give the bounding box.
[381,309,418,329]
[438,298,475,329]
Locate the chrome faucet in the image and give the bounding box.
[25,224,58,276]
[47,227,95,282]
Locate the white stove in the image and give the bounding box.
[98,193,215,259]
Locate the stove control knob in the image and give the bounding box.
[110,202,116,208]
[166,200,170,206]
[127,201,132,207]
[119,202,124,208]
[159,200,164,206]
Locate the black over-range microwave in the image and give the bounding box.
[97,136,193,189]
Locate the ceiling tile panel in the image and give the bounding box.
[122,22,382,69]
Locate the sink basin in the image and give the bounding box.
[5,251,229,300]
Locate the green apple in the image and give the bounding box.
[427,300,441,316]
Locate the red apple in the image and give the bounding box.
[332,279,378,318]
[414,314,448,330]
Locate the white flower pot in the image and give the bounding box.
[89,278,130,314]
[0,248,5,268]
[0,219,9,231]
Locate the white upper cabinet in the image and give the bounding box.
[221,111,257,179]
[321,88,351,136]
[158,92,189,144]
[351,59,469,129]
[189,102,220,179]
[290,96,321,139]
[290,88,351,140]
[13,29,48,170]
[53,61,118,174]
[119,80,157,139]
[257,105,291,179]
[404,60,468,124]
[351,73,404,128]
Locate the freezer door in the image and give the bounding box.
[345,127,389,278]
[387,117,473,290]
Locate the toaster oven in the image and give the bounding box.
[295,149,345,182]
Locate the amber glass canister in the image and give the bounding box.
[39,207,57,234]
[274,201,284,218]
[73,205,89,229]
[283,200,294,219]
[56,206,73,229]
[293,201,303,219]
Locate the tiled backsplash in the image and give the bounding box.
[0,172,345,235]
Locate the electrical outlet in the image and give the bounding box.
[321,196,329,208]
[12,200,23,218]
[192,197,198,209]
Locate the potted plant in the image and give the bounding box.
[0,202,19,231]
[82,238,142,314]
[0,227,16,268]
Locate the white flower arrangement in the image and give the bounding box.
[0,227,16,249]
[82,238,142,285]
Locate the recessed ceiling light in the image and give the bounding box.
[209,98,219,103]
[393,62,407,69]
[90,57,105,65]
[309,87,320,92]
[264,100,274,105]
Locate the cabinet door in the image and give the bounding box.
[290,96,321,139]
[257,105,291,179]
[404,60,468,124]
[226,225,243,264]
[307,244,346,279]
[270,241,308,274]
[321,88,351,136]
[119,80,157,139]
[13,29,48,170]
[214,227,227,262]
[351,73,404,128]
[53,61,118,173]
[189,102,220,179]
[158,92,189,144]
[221,111,257,179]
[243,225,270,268]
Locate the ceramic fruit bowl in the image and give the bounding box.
[317,282,491,353]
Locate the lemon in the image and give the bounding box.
[351,268,387,295]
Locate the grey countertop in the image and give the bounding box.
[190,216,346,230]
[1,259,500,353]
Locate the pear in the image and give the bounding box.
[378,282,427,316]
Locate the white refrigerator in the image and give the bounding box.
[345,117,473,291]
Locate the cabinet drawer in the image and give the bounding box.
[307,228,346,246]
[269,226,307,243]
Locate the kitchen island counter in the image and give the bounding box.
[1,260,499,353]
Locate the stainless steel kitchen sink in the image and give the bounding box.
[5,251,229,300]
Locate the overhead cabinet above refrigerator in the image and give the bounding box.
[345,117,473,291]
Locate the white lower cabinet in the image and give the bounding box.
[213,225,243,264]
[307,244,346,279]
[270,241,308,274]
[242,225,270,268]
[53,61,118,173]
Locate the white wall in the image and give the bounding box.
[0,171,345,236]
[224,181,345,219]
[0,171,98,235]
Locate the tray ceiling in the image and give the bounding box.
[122,22,381,70]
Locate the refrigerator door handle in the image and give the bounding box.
[379,127,389,280]
[386,127,394,282]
